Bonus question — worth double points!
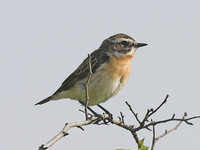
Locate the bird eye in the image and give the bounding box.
[121,41,129,47]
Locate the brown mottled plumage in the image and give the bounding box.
[35,33,147,106]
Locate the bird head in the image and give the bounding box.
[100,33,147,58]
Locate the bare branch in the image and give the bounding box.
[125,101,141,125]
[150,112,200,150]
[38,95,200,149]
[151,122,156,150]
[155,113,186,141]
[148,95,169,118]
[140,115,200,131]
[141,109,151,126]
[84,54,93,120]
[38,114,110,150]
[82,104,140,144]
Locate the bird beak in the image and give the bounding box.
[135,43,148,48]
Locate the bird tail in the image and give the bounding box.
[35,96,52,105]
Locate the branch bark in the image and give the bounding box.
[38,114,110,150]
[37,96,200,150]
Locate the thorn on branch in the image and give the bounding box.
[120,112,125,124]
[149,108,154,112]
[62,131,69,136]
[171,114,175,119]
[184,112,187,117]
[38,145,47,150]
[77,126,85,131]
[185,121,193,125]
[118,116,121,122]
[145,127,152,131]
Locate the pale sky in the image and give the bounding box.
[0,0,200,150]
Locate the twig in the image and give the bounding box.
[140,115,200,131]
[141,109,151,127]
[148,95,169,117]
[84,54,93,120]
[151,122,156,150]
[125,101,141,125]
[154,113,187,141]
[150,112,200,150]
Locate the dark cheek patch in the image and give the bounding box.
[120,48,131,54]
[114,44,122,51]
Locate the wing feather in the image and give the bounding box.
[52,48,109,95]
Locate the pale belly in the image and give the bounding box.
[55,68,129,106]
[54,56,131,106]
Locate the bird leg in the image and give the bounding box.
[97,104,113,122]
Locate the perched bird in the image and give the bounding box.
[35,33,147,106]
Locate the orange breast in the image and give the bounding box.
[106,55,132,80]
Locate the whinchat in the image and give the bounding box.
[35,33,147,106]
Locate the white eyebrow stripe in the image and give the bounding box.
[108,38,135,44]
